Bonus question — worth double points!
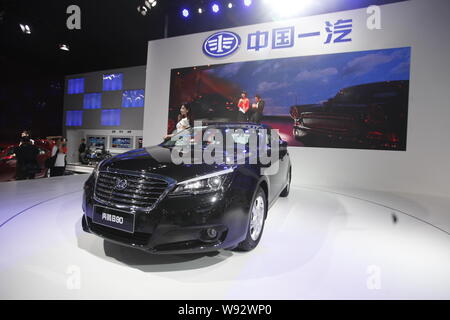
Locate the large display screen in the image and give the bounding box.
[168,47,411,151]
[111,137,133,149]
[103,73,123,91]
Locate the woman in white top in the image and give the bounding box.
[163,104,193,140]
[50,139,67,177]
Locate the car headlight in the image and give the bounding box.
[171,168,234,195]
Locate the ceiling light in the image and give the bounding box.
[182,9,190,18]
[59,44,70,51]
[212,3,220,13]
[244,0,252,7]
[198,8,203,14]
[19,24,31,34]
[137,5,148,16]
[228,3,233,9]
[144,0,157,8]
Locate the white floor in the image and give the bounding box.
[0,175,449,299]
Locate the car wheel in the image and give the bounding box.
[234,187,267,252]
[280,168,291,197]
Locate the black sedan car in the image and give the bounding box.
[82,123,291,254]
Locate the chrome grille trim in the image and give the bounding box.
[93,169,176,212]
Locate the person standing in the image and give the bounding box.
[163,104,193,140]
[237,91,250,122]
[78,138,86,163]
[50,139,66,177]
[20,130,35,145]
[251,94,265,124]
[14,137,39,180]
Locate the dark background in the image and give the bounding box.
[0,0,407,141]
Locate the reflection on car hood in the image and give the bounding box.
[100,145,234,183]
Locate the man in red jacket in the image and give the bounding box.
[237,91,250,122]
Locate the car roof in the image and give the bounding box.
[340,80,409,92]
[0,140,52,150]
[0,142,17,148]
[201,122,272,130]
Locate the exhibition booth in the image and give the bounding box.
[0,0,449,299]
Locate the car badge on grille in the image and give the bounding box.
[114,178,128,190]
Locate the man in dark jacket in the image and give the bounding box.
[78,138,86,163]
[14,137,40,180]
[251,94,265,124]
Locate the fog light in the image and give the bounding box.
[206,228,218,239]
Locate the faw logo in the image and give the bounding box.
[102,213,124,225]
[203,31,241,58]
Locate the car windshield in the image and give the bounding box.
[160,126,265,148]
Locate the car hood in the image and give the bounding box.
[100,145,234,183]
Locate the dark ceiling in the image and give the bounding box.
[0,0,406,140]
[1,0,406,75]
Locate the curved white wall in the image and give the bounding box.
[144,0,450,197]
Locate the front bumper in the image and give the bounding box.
[82,175,252,254]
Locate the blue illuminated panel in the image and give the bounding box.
[67,78,84,94]
[83,93,102,109]
[66,111,83,126]
[101,109,121,126]
[103,73,123,91]
[122,90,144,107]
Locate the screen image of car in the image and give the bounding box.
[111,137,133,149]
[81,123,291,254]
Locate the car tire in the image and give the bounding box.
[280,168,291,197]
[234,187,267,252]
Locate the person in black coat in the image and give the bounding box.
[78,138,86,163]
[14,137,40,180]
[251,94,265,124]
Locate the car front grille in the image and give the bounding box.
[94,170,175,211]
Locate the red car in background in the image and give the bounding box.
[0,140,53,182]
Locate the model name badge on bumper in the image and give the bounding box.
[92,205,135,233]
[102,213,123,224]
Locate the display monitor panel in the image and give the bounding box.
[111,137,133,149]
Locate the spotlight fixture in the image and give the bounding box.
[182,8,190,18]
[198,8,203,14]
[244,0,252,7]
[59,44,70,51]
[228,2,233,9]
[212,3,220,13]
[137,5,148,16]
[138,0,156,16]
[144,0,157,8]
[19,24,31,34]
